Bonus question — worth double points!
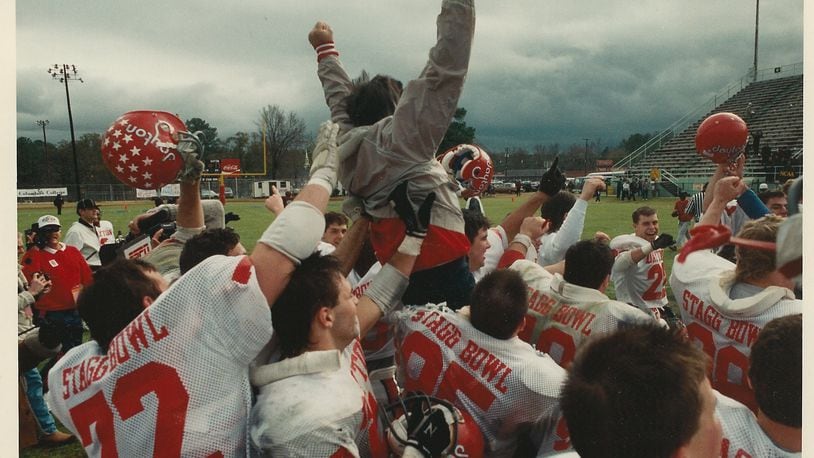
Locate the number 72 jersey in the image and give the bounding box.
[46,255,273,457]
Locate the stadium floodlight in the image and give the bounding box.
[48,64,84,200]
[35,120,50,183]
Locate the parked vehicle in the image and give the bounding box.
[253,180,293,198]
[201,189,218,199]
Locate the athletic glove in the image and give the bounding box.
[308,120,340,193]
[405,400,452,458]
[176,131,205,184]
[389,181,436,256]
[224,212,241,224]
[538,156,566,196]
[651,233,675,250]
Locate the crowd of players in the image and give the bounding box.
[17,0,802,456]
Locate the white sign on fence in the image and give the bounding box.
[17,188,69,198]
[136,183,180,199]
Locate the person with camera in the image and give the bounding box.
[20,214,93,383]
[17,232,75,447]
[63,198,102,270]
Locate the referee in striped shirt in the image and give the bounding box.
[685,182,707,222]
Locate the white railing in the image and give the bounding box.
[614,62,803,171]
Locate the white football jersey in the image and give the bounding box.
[391,304,570,457]
[610,234,668,313]
[97,220,116,245]
[511,260,652,368]
[47,255,272,457]
[473,225,509,282]
[715,392,800,457]
[670,250,801,412]
[250,340,385,457]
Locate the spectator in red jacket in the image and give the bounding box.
[20,215,93,381]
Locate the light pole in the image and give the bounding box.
[753,0,760,82]
[48,64,84,200]
[583,138,590,176]
[35,120,49,183]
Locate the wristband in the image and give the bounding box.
[365,263,409,315]
[511,234,533,251]
[314,42,339,62]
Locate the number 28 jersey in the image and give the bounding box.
[610,234,668,314]
[47,255,272,457]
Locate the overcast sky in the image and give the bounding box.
[16,0,804,154]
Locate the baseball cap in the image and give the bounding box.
[76,198,100,214]
[776,213,801,283]
[758,183,769,191]
[37,215,61,230]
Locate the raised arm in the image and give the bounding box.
[391,0,476,161]
[498,157,564,240]
[356,182,434,336]
[309,21,355,132]
[251,121,337,305]
[698,176,748,227]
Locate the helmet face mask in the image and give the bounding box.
[381,392,484,457]
[101,111,202,190]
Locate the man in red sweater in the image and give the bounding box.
[21,215,93,379]
[672,192,694,248]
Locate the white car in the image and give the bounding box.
[201,189,218,199]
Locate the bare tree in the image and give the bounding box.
[257,105,307,179]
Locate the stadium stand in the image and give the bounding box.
[616,68,802,194]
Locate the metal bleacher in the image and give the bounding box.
[615,64,803,191]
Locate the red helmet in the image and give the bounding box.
[695,112,748,164]
[439,144,495,196]
[382,392,485,457]
[101,111,201,189]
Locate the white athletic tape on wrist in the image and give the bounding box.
[258,201,324,264]
[512,234,533,251]
[397,235,424,257]
[641,243,654,255]
[365,263,409,315]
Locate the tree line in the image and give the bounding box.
[17,103,653,189]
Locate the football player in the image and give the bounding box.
[390,268,570,456]
[509,239,652,369]
[562,324,722,458]
[715,314,801,456]
[670,176,801,412]
[609,206,675,322]
[45,118,339,456]
[250,182,432,456]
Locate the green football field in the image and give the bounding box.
[17,192,684,457]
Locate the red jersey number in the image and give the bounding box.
[519,316,577,368]
[399,332,496,412]
[642,263,667,301]
[69,362,190,457]
[685,323,756,412]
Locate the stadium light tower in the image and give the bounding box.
[35,120,50,183]
[753,0,759,82]
[48,64,84,200]
[583,138,590,176]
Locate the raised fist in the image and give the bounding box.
[308,21,334,48]
[538,156,566,196]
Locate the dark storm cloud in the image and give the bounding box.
[16,0,804,152]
